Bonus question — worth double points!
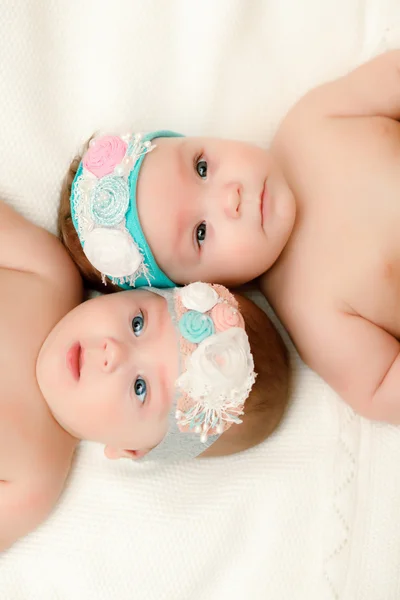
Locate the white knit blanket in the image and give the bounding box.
[1,1,400,599]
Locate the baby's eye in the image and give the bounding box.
[196,222,207,247]
[132,311,144,337]
[196,158,208,180]
[134,377,147,404]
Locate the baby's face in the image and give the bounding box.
[36,290,179,455]
[137,136,295,286]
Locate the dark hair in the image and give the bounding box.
[201,293,290,457]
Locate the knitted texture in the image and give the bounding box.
[2,1,400,599]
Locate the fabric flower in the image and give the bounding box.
[176,328,254,408]
[180,282,218,313]
[90,175,130,227]
[83,227,143,278]
[210,302,245,332]
[179,310,215,344]
[83,135,127,178]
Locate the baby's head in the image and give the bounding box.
[36,282,289,460]
[58,131,295,291]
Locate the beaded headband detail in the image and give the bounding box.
[70,130,182,289]
[148,282,257,458]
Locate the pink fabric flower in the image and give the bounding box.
[83,136,127,178]
[211,302,245,332]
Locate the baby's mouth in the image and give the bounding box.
[66,342,82,381]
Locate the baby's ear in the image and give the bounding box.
[104,446,150,460]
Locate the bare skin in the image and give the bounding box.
[0,203,273,552]
[0,201,83,551]
[261,49,400,423]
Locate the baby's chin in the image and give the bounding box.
[35,329,54,392]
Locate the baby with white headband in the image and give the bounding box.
[0,199,289,551]
[38,281,287,462]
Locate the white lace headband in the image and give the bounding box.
[146,282,257,460]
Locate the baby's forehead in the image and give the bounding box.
[116,288,160,304]
[170,135,245,151]
[88,288,149,308]
[155,135,215,149]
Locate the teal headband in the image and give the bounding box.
[70,130,183,289]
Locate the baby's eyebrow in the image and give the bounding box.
[160,360,168,396]
[174,214,192,261]
[155,359,169,411]
[168,140,203,266]
[176,138,187,163]
[177,138,197,183]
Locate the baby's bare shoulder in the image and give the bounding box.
[262,258,348,348]
[0,200,82,298]
[0,392,76,480]
[0,403,76,552]
[0,452,72,551]
[277,51,400,137]
[274,70,359,147]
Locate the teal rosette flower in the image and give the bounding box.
[179,310,215,344]
[90,174,129,227]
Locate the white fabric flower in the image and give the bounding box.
[179,282,219,313]
[176,327,255,408]
[83,227,142,278]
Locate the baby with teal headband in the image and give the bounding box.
[59,127,291,291]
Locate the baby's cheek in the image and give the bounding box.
[229,240,255,263]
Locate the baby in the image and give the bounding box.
[59,49,400,423]
[58,130,294,291]
[0,200,289,552]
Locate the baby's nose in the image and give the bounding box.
[222,183,241,219]
[101,338,127,373]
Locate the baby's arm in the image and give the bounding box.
[0,476,64,552]
[297,50,400,120]
[293,305,400,423]
[0,200,80,292]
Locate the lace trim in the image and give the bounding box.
[322,404,359,598]
[72,133,154,285]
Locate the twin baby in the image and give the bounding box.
[0,196,288,552]
[2,48,399,551]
